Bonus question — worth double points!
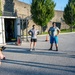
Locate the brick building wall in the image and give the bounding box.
[1,0,15,16]
[52,10,69,29]
[14,0,31,18]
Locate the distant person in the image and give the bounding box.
[0,46,6,60]
[48,22,60,51]
[28,25,38,51]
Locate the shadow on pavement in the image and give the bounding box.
[3,47,75,59]
[1,59,75,74]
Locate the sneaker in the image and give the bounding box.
[3,57,6,60]
[56,47,58,51]
[49,48,52,50]
[30,48,32,51]
[33,48,36,50]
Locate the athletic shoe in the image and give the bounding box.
[33,48,36,50]
[30,48,32,51]
[56,47,58,51]
[1,57,6,60]
[49,48,52,50]
[3,57,6,60]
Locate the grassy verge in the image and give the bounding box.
[41,29,75,35]
[23,29,75,36]
[60,29,75,33]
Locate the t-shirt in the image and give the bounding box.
[48,27,60,37]
[29,29,38,39]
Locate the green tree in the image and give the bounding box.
[63,0,75,32]
[31,0,55,33]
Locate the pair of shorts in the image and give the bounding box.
[31,38,37,42]
[50,36,58,44]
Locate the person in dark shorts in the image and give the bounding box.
[28,25,38,51]
[48,22,60,51]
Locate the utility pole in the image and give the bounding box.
[22,15,24,41]
[26,8,30,42]
[26,18,29,42]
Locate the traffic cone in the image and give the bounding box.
[17,37,21,46]
[45,35,49,41]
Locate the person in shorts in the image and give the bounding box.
[48,22,60,51]
[28,25,38,51]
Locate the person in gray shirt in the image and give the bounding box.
[28,25,38,51]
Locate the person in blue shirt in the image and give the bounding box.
[48,22,60,51]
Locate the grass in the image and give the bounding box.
[41,28,75,35]
[23,28,75,36]
[60,29,75,33]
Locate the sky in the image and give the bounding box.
[19,0,68,11]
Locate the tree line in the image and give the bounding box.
[31,0,75,32]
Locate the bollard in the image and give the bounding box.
[17,37,21,46]
[45,35,49,41]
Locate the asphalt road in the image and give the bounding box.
[0,33,75,75]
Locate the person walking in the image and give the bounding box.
[48,22,60,51]
[28,25,38,51]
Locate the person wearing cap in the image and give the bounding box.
[28,25,38,51]
[48,22,60,51]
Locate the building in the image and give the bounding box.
[0,0,69,45]
[0,0,21,44]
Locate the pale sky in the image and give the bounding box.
[19,0,68,11]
